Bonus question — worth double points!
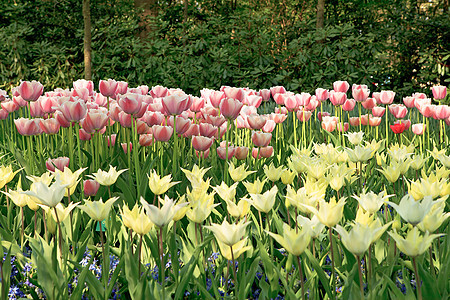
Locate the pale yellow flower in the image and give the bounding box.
[147,170,180,195]
[88,165,127,186]
[263,163,285,182]
[248,185,278,213]
[266,223,311,256]
[389,227,443,257]
[301,197,346,228]
[228,162,254,182]
[141,195,188,227]
[243,178,266,194]
[212,181,238,202]
[78,197,119,221]
[205,220,250,247]
[335,223,373,257]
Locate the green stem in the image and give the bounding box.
[75,123,83,169]
[131,116,141,199]
[412,257,422,300]
[296,255,305,300]
[68,123,74,170]
[329,227,336,299]
[172,115,178,180]
[356,255,364,299]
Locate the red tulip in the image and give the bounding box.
[395,119,410,130]
[18,80,44,101]
[390,123,406,134]
[84,179,100,197]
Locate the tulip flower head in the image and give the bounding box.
[352,190,393,215]
[389,227,443,257]
[267,223,311,256]
[387,194,437,226]
[205,219,250,247]
[248,185,278,213]
[141,196,188,228]
[263,163,286,182]
[335,223,373,257]
[243,178,267,194]
[78,197,119,222]
[23,179,69,208]
[0,165,21,189]
[147,170,180,195]
[344,131,364,145]
[2,176,30,208]
[228,162,255,182]
[89,165,127,186]
[301,197,346,228]
[417,199,450,233]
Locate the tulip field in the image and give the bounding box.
[0,80,449,299]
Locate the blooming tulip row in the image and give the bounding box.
[0,79,448,299]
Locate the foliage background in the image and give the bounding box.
[0,0,449,98]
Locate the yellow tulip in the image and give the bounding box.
[428,146,446,160]
[352,190,393,215]
[304,159,328,180]
[434,166,450,180]
[408,173,443,200]
[335,223,373,257]
[364,139,384,154]
[216,238,252,261]
[388,147,413,162]
[23,179,69,208]
[78,197,119,222]
[41,202,79,223]
[314,143,337,156]
[301,197,346,228]
[248,185,278,213]
[228,162,255,182]
[141,195,187,227]
[417,199,450,233]
[27,172,54,186]
[345,131,364,145]
[0,165,21,189]
[280,169,296,185]
[326,163,352,191]
[368,218,392,244]
[386,195,436,226]
[181,165,211,187]
[297,215,325,239]
[303,175,328,198]
[186,191,218,223]
[121,204,141,230]
[147,170,180,195]
[224,197,250,219]
[88,165,127,186]
[266,223,311,256]
[440,180,450,197]
[243,178,267,194]
[436,153,450,168]
[376,152,387,167]
[212,181,238,202]
[354,207,374,225]
[205,219,250,247]
[285,185,320,213]
[55,167,86,190]
[409,154,428,171]
[389,227,443,257]
[288,154,309,174]
[378,161,402,183]
[345,145,373,163]
[263,163,285,182]
[2,176,29,208]
[172,195,189,221]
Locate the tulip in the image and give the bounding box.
[244,95,262,108]
[219,98,243,120]
[321,116,337,132]
[348,117,360,126]
[99,79,118,98]
[18,80,44,101]
[205,219,250,247]
[151,85,168,98]
[147,170,179,195]
[329,91,347,106]
[141,196,187,228]
[192,135,214,152]
[297,215,325,239]
[88,165,127,186]
[267,222,311,256]
[301,197,346,228]
[228,162,254,182]
[73,79,94,96]
[223,87,245,101]
[335,223,373,257]
[39,118,60,135]
[431,85,447,100]
[1,100,18,113]
[14,118,42,136]
[389,104,408,119]
[389,226,443,258]
[59,99,87,122]
[251,131,272,147]
[162,94,191,116]
[243,178,266,194]
[390,123,406,134]
[434,105,450,120]
[412,123,426,135]
[361,98,376,110]
[152,125,173,142]
[352,86,370,102]
[78,197,119,222]
[117,93,142,115]
[22,179,68,208]
[186,191,218,223]
[296,109,312,122]
[212,181,239,202]
[342,98,356,111]
[344,131,364,145]
[216,238,251,262]
[217,146,235,160]
[270,86,286,97]
[371,106,385,117]
[234,146,249,160]
[247,114,267,130]
[248,185,278,213]
[121,204,153,236]
[280,169,296,185]
[263,163,285,182]
[379,90,395,105]
[353,190,393,215]
[45,157,70,172]
[403,96,415,108]
[387,194,436,226]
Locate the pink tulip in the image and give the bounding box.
[379,91,395,105]
[305,96,320,111]
[240,105,257,117]
[39,118,60,134]
[235,146,249,160]
[99,79,118,98]
[73,79,94,96]
[361,98,376,110]
[369,116,382,127]
[217,146,235,160]
[431,86,447,100]
[420,105,435,118]
[190,97,205,112]
[84,179,100,197]
[274,107,288,115]
[79,128,92,141]
[296,93,311,107]
[94,93,108,107]
[262,120,276,133]
[445,117,450,126]
[389,104,408,119]
[251,147,262,159]
[235,116,246,129]
[192,136,214,152]
[333,81,350,93]
[72,88,90,101]
[413,92,427,99]
[207,91,224,108]
[199,123,217,138]
[252,131,272,147]
[270,113,287,123]
[247,114,267,130]
[270,86,286,97]
[349,117,360,126]
[317,111,331,122]
[168,116,191,135]
[18,80,44,101]
[121,142,132,154]
[434,105,450,120]
[162,94,191,116]
[259,89,271,101]
[0,89,7,101]
[115,81,128,97]
[39,96,57,113]
[118,93,142,115]
[220,98,243,120]
[46,157,70,172]
[337,122,349,132]
[30,100,45,118]
[403,96,415,108]
[284,95,298,111]
[143,111,165,126]
[151,85,168,98]
[139,134,154,147]
[412,123,426,135]
[153,125,173,142]
[394,119,411,130]
[223,87,245,101]
[55,111,70,128]
[205,114,226,127]
[13,96,27,108]
[360,114,368,126]
[342,98,356,111]
[260,146,274,158]
[118,111,132,128]
[59,99,87,122]
[372,92,381,104]
[0,109,8,120]
[183,124,200,138]
[352,86,370,102]
[315,88,329,101]
[296,109,312,122]
[106,134,117,147]
[329,91,347,106]
[1,100,19,113]
[414,98,431,111]
[372,107,385,117]
[244,95,262,108]
[195,149,210,159]
[14,118,42,136]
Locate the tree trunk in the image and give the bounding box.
[82,0,92,80]
[134,0,158,38]
[316,0,325,30]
